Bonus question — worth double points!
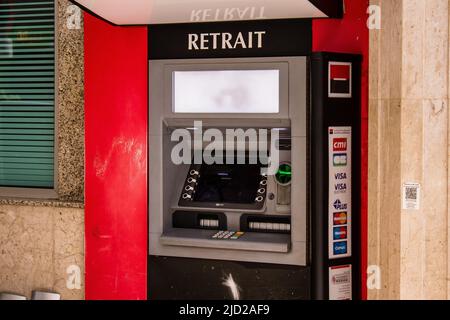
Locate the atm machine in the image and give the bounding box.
[148,21,361,300]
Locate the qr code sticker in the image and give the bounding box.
[403,183,420,210]
[405,187,417,200]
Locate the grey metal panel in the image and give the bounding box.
[161,229,291,253]
[150,234,307,266]
[291,136,308,244]
[150,57,299,135]
[288,58,308,138]
[164,118,291,129]
[149,56,308,266]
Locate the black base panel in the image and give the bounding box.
[148,256,310,300]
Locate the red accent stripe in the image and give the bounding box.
[84,13,148,300]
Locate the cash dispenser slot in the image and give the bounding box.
[241,215,291,234]
[172,211,227,230]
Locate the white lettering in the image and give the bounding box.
[66,265,81,290]
[367,5,381,30]
[202,9,212,21]
[222,33,233,49]
[188,34,199,50]
[190,7,266,22]
[66,5,81,30]
[210,33,220,49]
[249,7,256,19]
[257,7,266,19]
[214,9,221,21]
[234,32,246,49]
[254,31,266,48]
[224,8,236,20]
[367,265,382,290]
[237,7,250,20]
[190,10,202,22]
[200,33,209,50]
[188,31,266,51]
[248,32,253,48]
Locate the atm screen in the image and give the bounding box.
[193,164,262,204]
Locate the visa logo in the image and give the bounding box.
[335,183,347,191]
[335,173,347,180]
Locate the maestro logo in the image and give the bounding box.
[333,199,348,210]
[333,227,348,240]
[333,138,348,152]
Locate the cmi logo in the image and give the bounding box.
[333,138,348,152]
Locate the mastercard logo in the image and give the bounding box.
[333,212,347,225]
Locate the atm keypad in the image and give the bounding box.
[212,231,245,240]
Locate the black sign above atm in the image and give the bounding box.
[148,19,312,60]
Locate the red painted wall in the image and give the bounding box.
[312,0,369,300]
[84,13,148,300]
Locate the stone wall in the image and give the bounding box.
[0,0,85,300]
[0,206,84,300]
[369,0,449,300]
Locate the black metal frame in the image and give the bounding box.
[310,52,362,300]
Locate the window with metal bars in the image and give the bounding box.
[0,0,55,190]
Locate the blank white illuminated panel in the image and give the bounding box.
[173,70,279,114]
[71,0,328,25]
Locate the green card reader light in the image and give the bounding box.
[276,163,292,186]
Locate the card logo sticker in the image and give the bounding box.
[333,153,348,166]
[333,241,348,255]
[329,265,352,300]
[329,62,352,98]
[333,227,348,240]
[333,212,348,225]
[329,127,352,259]
[333,138,348,152]
[333,199,348,211]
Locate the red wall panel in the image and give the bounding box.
[84,13,148,300]
[312,0,369,300]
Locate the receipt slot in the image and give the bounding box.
[147,21,361,300]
